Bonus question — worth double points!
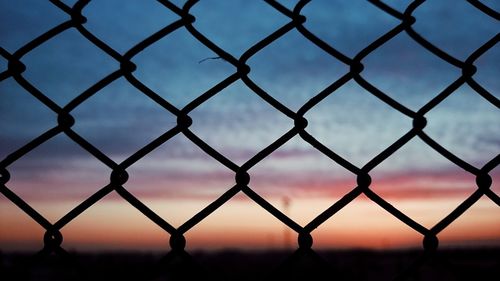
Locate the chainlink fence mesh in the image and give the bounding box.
[0,0,499,280]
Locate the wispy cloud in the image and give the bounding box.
[0,0,497,204]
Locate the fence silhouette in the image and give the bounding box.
[0,0,499,280]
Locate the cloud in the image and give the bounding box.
[1,1,497,204]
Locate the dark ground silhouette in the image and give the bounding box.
[1,247,499,281]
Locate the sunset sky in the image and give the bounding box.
[0,0,499,252]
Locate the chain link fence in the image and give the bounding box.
[1,0,499,280]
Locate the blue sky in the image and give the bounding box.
[0,0,498,201]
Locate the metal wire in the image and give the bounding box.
[0,0,498,280]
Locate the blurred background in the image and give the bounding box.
[0,0,498,257]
